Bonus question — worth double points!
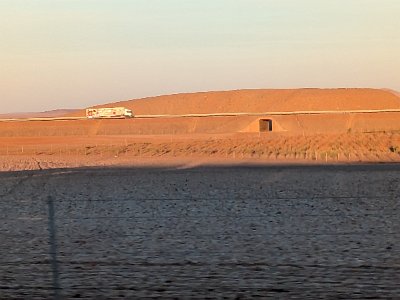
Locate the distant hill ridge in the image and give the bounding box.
[71,88,400,117]
[0,109,79,119]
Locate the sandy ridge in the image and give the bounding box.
[71,88,400,116]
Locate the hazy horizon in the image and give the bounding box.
[1,0,400,114]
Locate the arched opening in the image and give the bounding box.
[259,119,273,132]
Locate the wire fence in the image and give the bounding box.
[0,144,124,156]
[0,143,389,162]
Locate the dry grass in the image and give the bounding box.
[1,132,400,167]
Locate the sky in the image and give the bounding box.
[1,0,399,113]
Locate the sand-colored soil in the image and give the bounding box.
[2,112,400,137]
[1,89,400,171]
[1,132,400,171]
[1,89,399,137]
[72,88,400,116]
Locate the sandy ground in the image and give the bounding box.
[1,132,400,171]
[1,164,400,298]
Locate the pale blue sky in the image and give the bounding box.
[1,0,399,113]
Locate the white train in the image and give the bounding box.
[86,107,133,119]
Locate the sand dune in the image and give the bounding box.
[73,88,400,116]
[1,88,400,137]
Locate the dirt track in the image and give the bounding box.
[1,164,400,299]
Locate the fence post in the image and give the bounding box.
[47,196,61,299]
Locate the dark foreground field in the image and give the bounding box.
[1,164,400,299]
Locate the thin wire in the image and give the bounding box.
[2,211,399,221]
[2,194,399,203]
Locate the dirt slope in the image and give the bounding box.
[387,89,400,99]
[71,88,400,116]
[1,89,399,137]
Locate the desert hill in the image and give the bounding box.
[388,89,400,99]
[1,88,400,139]
[74,88,400,116]
[0,109,79,119]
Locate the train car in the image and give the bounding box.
[86,107,133,119]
